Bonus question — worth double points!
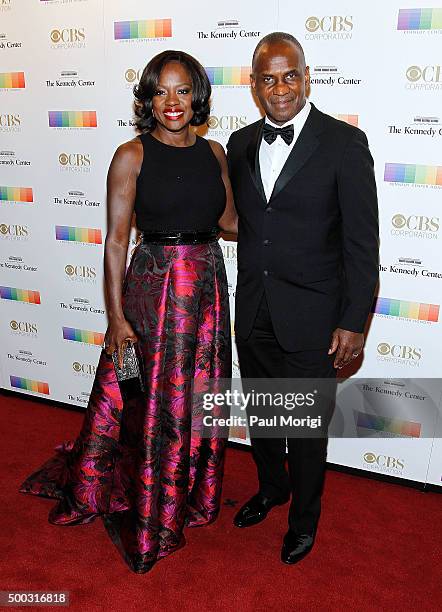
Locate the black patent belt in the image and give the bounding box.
[141,229,219,245]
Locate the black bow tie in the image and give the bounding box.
[262,123,294,145]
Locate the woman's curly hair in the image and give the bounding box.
[133,50,211,132]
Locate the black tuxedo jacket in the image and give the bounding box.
[226,103,379,352]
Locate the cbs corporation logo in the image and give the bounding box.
[72,361,96,376]
[64,264,96,281]
[59,152,91,172]
[207,115,247,132]
[10,320,38,334]
[305,15,353,39]
[391,213,439,239]
[0,223,29,239]
[406,65,442,90]
[125,68,142,84]
[0,113,21,131]
[363,452,405,473]
[50,28,86,48]
[377,342,421,365]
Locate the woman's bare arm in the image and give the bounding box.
[103,138,142,365]
[208,139,238,236]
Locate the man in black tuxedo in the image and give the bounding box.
[226,32,379,564]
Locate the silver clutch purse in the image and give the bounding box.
[111,341,144,392]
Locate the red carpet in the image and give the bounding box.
[1,392,441,612]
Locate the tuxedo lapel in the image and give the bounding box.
[269,104,323,202]
[246,118,266,203]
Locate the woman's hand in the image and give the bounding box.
[103,316,138,369]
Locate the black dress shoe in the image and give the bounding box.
[281,530,315,565]
[233,493,289,528]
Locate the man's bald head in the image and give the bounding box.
[252,32,306,73]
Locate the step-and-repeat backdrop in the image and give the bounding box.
[1,0,441,485]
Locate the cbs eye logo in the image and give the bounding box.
[125,69,142,83]
[392,214,406,229]
[305,17,321,32]
[59,153,69,166]
[363,452,376,463]
[406,66,421,82]
[65,265,75,276]
[377,343,390,356]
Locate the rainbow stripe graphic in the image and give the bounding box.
[0,286,41,304]
[205,67,251,86]
[10,376,49,395]
[398,8,442,30]
[63,326,104,346]
[0,72,25,89]
[334,114,359,127]
[0,186,33,203]
[48,111,97,128]
[384,163,442,186]
[357,411,421,437]
[55,225,102,244]
[114,19,172,39]
[372,297,439,322]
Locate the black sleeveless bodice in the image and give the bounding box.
[134,132,226,232]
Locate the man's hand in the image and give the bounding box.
[328,328,364,369]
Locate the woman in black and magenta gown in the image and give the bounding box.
[19,50,237,574]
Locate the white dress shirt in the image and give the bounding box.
[259,100,311,202]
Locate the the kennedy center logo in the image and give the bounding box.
[53,190,101,209]
[379,257,442,280]
[305,15,353,39]
[205,67,250,87]
[398,8,442,33]
[114,19,172,42]
[0,72,25,90]
[46,70,95,88]
[388,115,442,138]
[310,66,361,87]
[10,375,49,396]
[372,296,439,323]
[0,149,30,167]
[0,186,33,203]
[0,31,22,49]
[48,111,97,128]
[384,163,442,189]
[0,286,40,304]
[197,19,260,40]
[55,225,102,245]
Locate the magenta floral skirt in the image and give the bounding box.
[19,240,231,573]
